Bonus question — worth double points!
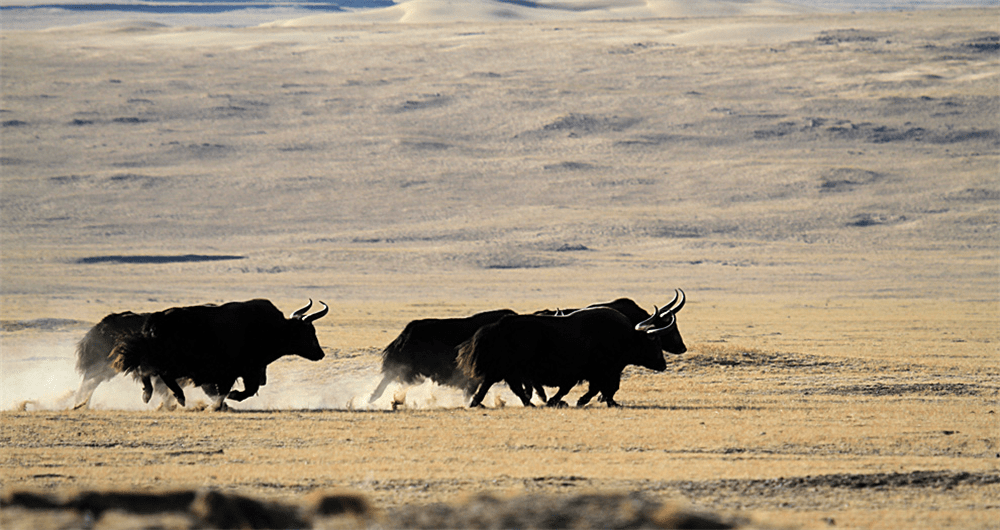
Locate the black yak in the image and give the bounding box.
[72,310,246,410]
[106,299,328,410]
[457,291,687,408]
[522,292,687,402]
[368,309,517,403]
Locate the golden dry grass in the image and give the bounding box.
[4,300,999,528]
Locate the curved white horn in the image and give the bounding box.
[646,313,676,334]
[635,305,659,331]
[659,289,686,316]
[670,289,686,314]
[290,299,313,319]
[657,291,680,316]
[304,301,329,323]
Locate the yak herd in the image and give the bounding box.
[71,291,687,411]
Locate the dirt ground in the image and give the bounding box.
[2,6,998,529]
[3,298,998,528]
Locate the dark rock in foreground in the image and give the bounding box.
[1,488,744,529]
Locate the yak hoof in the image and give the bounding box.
[605,399,620,408]
[142,390,152,404]
[546,400,568,408]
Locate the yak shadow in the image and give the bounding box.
[75,255,245,265]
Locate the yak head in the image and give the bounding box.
[635,289,687,356]
[282,299,329,361]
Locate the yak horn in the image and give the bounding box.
[659,289,686,316]
[671,289,686,314]
[657,290,679,316]
[635,305,659,331]
[290,299,313,319]
[304,301,329,322]
[646,313,676,334]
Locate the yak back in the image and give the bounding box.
[457,307,638,387]
[76,311,148,376]
[380,309,516,380]
[594,298,650,326]
[535,298,650,326]
[111,299,301,385]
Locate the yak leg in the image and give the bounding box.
[227,375,261,402]
[162,377,187,408]
[71,374,106,410]
[197,384,225,411]
[151,377,182,410]
[462,378,480,398]
[601,378,622,408]
[209,393,227,411]
[520,381,545,404]
[532,383,547,403]
[141,376,154,403]
[227,366,267,401]
[506,377,535,407]
[208,378,237,411]
[545,385,574,408]
[469,377,500,408]
[576,384,600,407]
[369,373,397,403]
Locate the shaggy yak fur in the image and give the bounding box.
[109,299,327,410]
[457,306,682,408]
[369,309,518,403]
[73,311,154,409]
[514,295,688,403]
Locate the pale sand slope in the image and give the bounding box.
[270,0,820,25]
[0,0,823,31]
[2,8,996,319]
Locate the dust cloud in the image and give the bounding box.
[0,335,172,411]
[0,336,513,411]
[237,373,492,411]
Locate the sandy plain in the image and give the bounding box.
[1,4,999,529]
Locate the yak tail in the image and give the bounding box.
[455,338,478,380]
[75,325,117,375]
[380,328,409,364]
[76,312,146,376]
[109,336,147,375]
[455,321,504,381]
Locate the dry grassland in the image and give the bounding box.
[3,299,997,529]
[1,6,998,529]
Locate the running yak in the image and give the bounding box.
[457,290,687,408]
[369,295,686,404]
[72,310,269,409]
[368,309,517,403]
[73,299,327,410]
[524,293,687,403]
